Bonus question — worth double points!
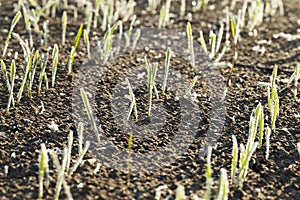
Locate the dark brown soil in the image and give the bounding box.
[0,0,299,199]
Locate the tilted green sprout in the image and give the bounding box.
[69,141,90,176]
[126,78,138,122]
[204,146,213,200]
[2,11,22,57]
[80,88,100,143]
[38,143,50,200]
[162,47,171,94]
[7,60,16,113]
[66,131,73,173]
[50,148,73,200]
[38,50,50,95]
[180,0,186,19]
[78,122,84,155]
[62,11,67,45]
[231,135,238,184]
[83,29,90,59]
[187,22,195,68]
[51,44,59,87]
[68,24,83,75]
[297,143,300,157]
[93,0,102,29]
[29,50,39,98]
[265,126,271,160]
[215,168,229,200]
[287,63,299,99]
[145,57,158,117]
[185,75,198,96]
[17,54,32,104]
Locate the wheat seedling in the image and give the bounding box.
[297,143,300,157]
[78,122,84,155]
[83,29,90,59]
[185,75,198,96]
[145,57,158,117]
[50,149,73,200]
[42,20,49,46]
[69,141,90,176]
[12,32,30,58]
[66,131,73,173]
[215,168,229,200]
[38,143,50,200]
[22,5,33,48]
[287,63,299,99]
[148,0,161,11]
[2,11,22,57]
[175,184,186,200]
[62,11,67,45]
[7,60,16,113]
[204,146,212,200]
[93,0,102,28]
[265,126,271,160]
[1,60,15,110]
[68,24,83,75]
[28,50,39,98]
[231,135,238,184]
[187,22,195,68]
[126,78,138,122]
[38,50,50,95]
[80,88,101,143]
[162,47,171,94]
[17,54,32,104]
[180,0,186,19]
[51,44,59,87]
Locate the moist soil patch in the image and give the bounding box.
[0,0,300,199]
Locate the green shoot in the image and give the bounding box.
[93,0,102,29]
[1,60,11,90]
[204,146,212,200]
[259,106,264,148]
[38,50,50,95]
[287,63,299,99]
[231,135,238,184]
[62,11,67,45]
[7,60,16,113]
[22,5,33,48]
[193,0,209,11]
[126,78,138,122]
[78,122,84,155]
[297,143,300,157]
[51,44,59,87]
[187,22,195,68]
[29,50,39,98]
[127,133,133,185]
[198,30,208,54]
[38,143,49,200]
[83,29,90,59]
[132,28,141,50]
[68,24,83,75]
[12,32,30,59]
[215,168,229,200]
[80,88,101,143]
[66,131,73,173]
[145,57,158,117]
[50,148,73,200]
[69,141,90,176]
[17,54,32,104]
[2,11,22,57]
[42,20,49,46]
[209,30,216,59]
[185,75,198,96]
[162,47,171,94]
[180,0,186,19]
[158,5,166,28]
[175,184,186,200]
[265,126,271,160]
[148,0,161,11]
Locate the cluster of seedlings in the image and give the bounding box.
[0,0,299,199]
